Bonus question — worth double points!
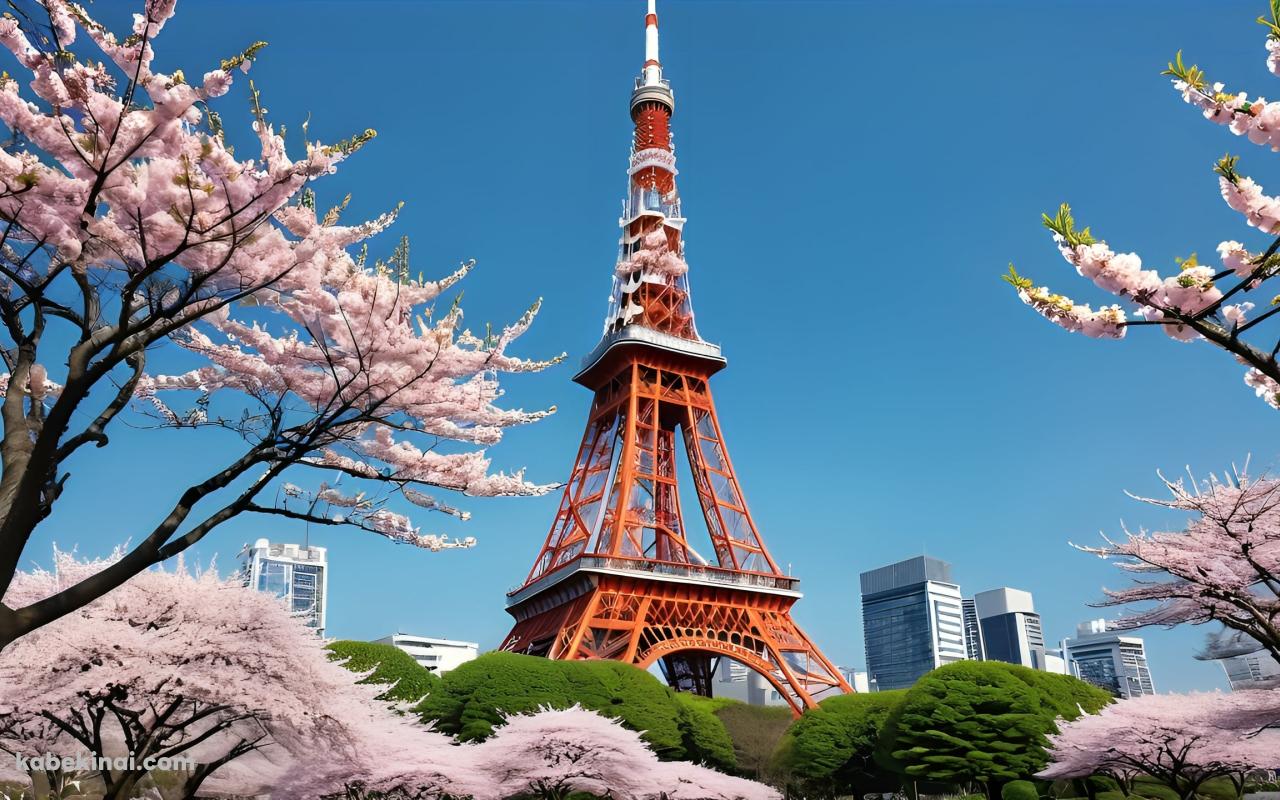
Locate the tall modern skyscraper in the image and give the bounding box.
[961,598,985,661]
[860,556,967,691]
[240,538,329,635]
[972,588,1046,670]
[1063,619,1155,699]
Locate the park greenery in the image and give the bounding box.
[409,651,737,770]
[326,640,441,705]
[327,650,1278,800]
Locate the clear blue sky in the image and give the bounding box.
[30,0,1280,693]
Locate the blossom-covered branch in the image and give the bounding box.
[1006,3,1280,411]
[0,0,561,649]
[1076,470,1280,667]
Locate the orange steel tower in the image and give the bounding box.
[500,0,851,714]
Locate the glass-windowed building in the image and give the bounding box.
[1063,619,1155,699]
[972,587,1046,670]
[1219,650,1280,690]
[240,538,328,636]
[860,556,967,691]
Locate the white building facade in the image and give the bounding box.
[375,633,479,674]
[712,658,789,706]
[1063,619,1155,699]
[240,539,328,636]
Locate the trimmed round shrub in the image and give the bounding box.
[1003,779,1040,800]
[414,651,735,767]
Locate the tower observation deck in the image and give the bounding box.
[500,1,850,714]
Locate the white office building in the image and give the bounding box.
[374,633,479,674]
[972,588,1046,670]
[240,538,328,636]
[712,658,789,706]
[1063,619,1155,699]
[1220,650,1280,690]
[837,666,872,694]
[1042,648,1070,675]
[860,556,968,690]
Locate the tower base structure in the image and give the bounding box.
[502,559,849,714]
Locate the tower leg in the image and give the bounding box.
[659,652,719,696]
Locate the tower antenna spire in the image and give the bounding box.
[644,0,661,87]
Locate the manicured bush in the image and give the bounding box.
[413,651,734,767]
[713,702,793,782]
[326,640,439,704]
[1087,776,1120,793]
[1003,779,1040,800]
[875,661,1109,791]
[775,690,906,798]
[674,692,737,771]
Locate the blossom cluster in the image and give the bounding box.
[1005,21,1280,411]
[0,0,562,558]
[0,553,778,800]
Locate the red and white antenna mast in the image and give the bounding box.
[596,0,709,347]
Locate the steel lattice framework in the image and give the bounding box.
[501,0,850,714]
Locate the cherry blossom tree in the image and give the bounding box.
[1005,1,1280,410]
[474,706,781,800]
[1039,691,1280,800]
[1076,470,1280,667]
[0,550,492,800]
[0,0,561,649]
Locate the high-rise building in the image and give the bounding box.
[1219,651,1280,690]
[972,588,1046,670]
[1063,619,1155,698]
[860,556,967,691]
[240,538,328,636]
[961,598,985,661]
[374,633,478,675]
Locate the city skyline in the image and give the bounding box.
[25,0,1277,694]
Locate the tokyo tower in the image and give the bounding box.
[500,0,851,713]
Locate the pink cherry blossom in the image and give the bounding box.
[475,706,780,800]
[1009,15,1280,410]
[0,549,491,800]
[1040,691,1280,799]
[1075,469,1280,667]
[0,0,561,648]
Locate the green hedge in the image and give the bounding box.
[674,693,738,770]
[414,651,735,769]
[326,640,439,704]
[775,689,906,797]
[875,661,1113,789]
